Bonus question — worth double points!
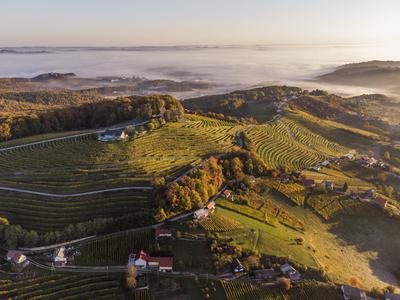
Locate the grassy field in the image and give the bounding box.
[0,190,152,232]
[213,206,318,268]
[0,274,126,299]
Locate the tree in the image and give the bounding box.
[383,151,391,162]
[279,277,291,290]
[0,122,12,141]
[342,182,349,193]
[349,276,361,288]
[126,265,137,289]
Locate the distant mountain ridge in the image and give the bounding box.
[317,60,400,89]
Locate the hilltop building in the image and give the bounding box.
[98,129,128,142]
[129,250,173,272]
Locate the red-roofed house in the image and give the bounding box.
[155,228,172,239]
[206,201,216,210]
[222,190,232,199]
[148,257,173,272]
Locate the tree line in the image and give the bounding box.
[0,94,184,141]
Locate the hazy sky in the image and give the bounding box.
[2,0,400,46]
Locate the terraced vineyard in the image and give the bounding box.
[199,214,243,232]
[131,289,151,300]
[307,195,366,220]
[76,229,154,266]
[0,190,152,232]
[222,280,342,300]
[0,117,237,192]
[263,178,307,206]
[245,117,346,171]
[0,274,126,299]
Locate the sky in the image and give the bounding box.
[1,0,400,46]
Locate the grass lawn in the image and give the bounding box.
[213,207,318,269]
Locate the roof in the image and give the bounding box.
[7,250,24,262]
[341,285,367,299]
[148,256,173,268]
[135,250,150,262]
[206,201,216,209]
[194,208,209,218]
[222,190,232,197]
[155,228,172,236]
[374,197,388,207]
[231,258,244,270]
[100,128,125,137]
[280,263,296,273]
[302,178,315,186]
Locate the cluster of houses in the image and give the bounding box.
[232,258,301,282]
[352,188,389,209]
[357,156,389,170]
[340,284,400,300]
[128,250,173,272]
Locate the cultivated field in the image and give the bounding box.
[0,274,126,299]
[221,280,342,300]
[245,116,346,171]
[76,229,154,266]
[0,190,152,232]
[0,116,236,192]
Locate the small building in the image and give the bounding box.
[54,246,67,267]
[320,160,330,167]
[222,189,232,199]
[340,285,367,300]
[342,153,354,161]
[302,178,316,188]
[363,188,376,200]
[147,257,173,272]
[132,250,149,269]
[324,180,334,190]
[6,250,29,267]
[206,201,216,211]
[280,263,301,281]
[155,228,172,239]
[253,269,280,280]
[194,208,209,219]
[231,258,245,273]
[98,129,128,142]
[310,165,321,172]
[373,197,388,209]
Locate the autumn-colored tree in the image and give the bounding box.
[349,276,361,288]
[126,265,137,289]
[279,277,291,290]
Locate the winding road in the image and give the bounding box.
[0,186,153,198]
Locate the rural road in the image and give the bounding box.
[0,186,153,198]
[0,120,150,153]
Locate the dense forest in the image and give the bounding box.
[0,94,184,141]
